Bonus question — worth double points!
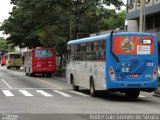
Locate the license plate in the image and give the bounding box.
[130,74,138,78]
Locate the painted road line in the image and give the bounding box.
[1,79,12,89]
[70,91,89,97]
[2,90,14,96]
[19,90,33,96]
[0,88,62,90]
[36,90,53,97]
[53,90,71,97]
[139,95,146,98]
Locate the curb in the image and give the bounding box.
[153,92,160,97]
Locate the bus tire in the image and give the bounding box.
[16,67,20,69]
[26,73,29,76]
[90,78,97,97]
[125,89,140,99]
[29,73,32,77]
[7,66,10,69]
[28,68,33,77]
[28,71,33,77]
[71,75,79,91]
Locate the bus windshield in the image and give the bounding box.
[113,35,154,55]
[35,50,53,58]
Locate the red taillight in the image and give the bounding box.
[109,66,116,80]
[152,67,157,80]
[158,66,160,77]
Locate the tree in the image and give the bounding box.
[104,10,126,30]
[0,0,125,54]
[0,37,14,53]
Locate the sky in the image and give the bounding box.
[0,0,13,23]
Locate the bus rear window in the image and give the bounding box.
[35,50,53,58]
[113,35,154,55]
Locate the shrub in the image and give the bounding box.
[55,67,65,76]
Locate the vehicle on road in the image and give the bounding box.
[1,55,6,66]
[24,47,56,76]
[66,31,158,98]
[6,52,21,69]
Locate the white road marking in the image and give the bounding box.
[2,90,14,96]
[36,90,53,97]
[53,90,71,97]
[1,79,12,89]
[70,91,89,97]
[19,90,33,96]
[0,88,62,90]
[139,95,146,98]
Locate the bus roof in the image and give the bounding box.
[67,32,156,45]
[67,34,109,45]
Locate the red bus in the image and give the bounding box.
[24,47,56,76]
[1,55,6,66]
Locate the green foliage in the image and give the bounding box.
[0,0,125,55]
[55,67,65,76]
[0,37,14,53]
[105,10,126,30]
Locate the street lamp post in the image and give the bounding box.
[139,0,145,32]
[69,14,72,40]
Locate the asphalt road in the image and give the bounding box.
[0,66,160,120]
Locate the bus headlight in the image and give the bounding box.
[109,66,116,80]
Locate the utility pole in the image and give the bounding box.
[69,15,72,40]
[139,0,145,32]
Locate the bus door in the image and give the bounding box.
[108,34,158,88]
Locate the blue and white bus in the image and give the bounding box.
[66,31,158,98]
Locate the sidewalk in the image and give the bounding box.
[153,87,160,97]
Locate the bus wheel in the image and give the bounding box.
[71,76,79,91]
[16,67,20,69]
[90,78,97,97]
[28,72,33,77]
[125,89,140,99]
[26,73,29,76]
[7,67,10,69]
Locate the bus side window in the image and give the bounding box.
[98,41,106,60]
[70,45,74,61]
[80,44,86,60]
[26,53,28,61]
[91,43,94,51]
[29,52,31,60]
